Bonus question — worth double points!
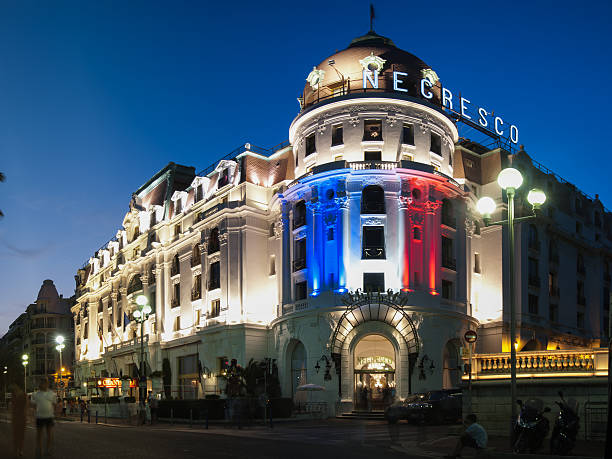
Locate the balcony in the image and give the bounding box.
[462,349,608,381]
[105,335,149,355]
[348,160,396,171]
[442,258,457,271]
[191,257,201,268]
[208,242,220,254]
[293,216,306,230]
[292,258,307,272]
[362,247,385,260]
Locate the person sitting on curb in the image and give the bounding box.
[444,413,488,459]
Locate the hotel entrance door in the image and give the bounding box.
[353,335,396,411]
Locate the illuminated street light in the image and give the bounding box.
[133,294,152,424]
[55,335,66,394]
[21,354,28,391]
[477,165,546,444]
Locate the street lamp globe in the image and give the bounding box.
[136,295,148,307]
[133,309,142,319]
[497,168,523,191]
[55,335,64,345]
[527,188,546,209]
[476,196,496,217]
[143,305,152,315]
[22,354,28,362]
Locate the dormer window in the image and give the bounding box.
[218,168,230,188]
[363,120,382,141]
[305,133,316,156]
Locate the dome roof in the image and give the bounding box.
[301,30,441,109]
[36,279,60,302]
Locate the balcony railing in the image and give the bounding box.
[462,349,608,381]
[442,258,457,271]
[348,160,397,171]
[293,258,307,272]
[191,257,201,268]
[208,279,220,290]
[293,216,306,230]
[106,335,149,354]
[362,247,385,260]
[171,298,180,308]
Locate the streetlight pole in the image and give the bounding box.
[133,295,152,425]
[476,166,546,445]
[21,354,29,392]
[56,335,65,395]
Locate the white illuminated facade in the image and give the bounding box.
[72,30,612,413]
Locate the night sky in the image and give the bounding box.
[1,0,611,335]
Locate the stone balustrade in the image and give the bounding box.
[463,348,609,380]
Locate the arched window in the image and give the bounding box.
[442,340,461,389]
[291,341,307,397]
[528,224,539,250]
[293,201,306,229]
[208,228,220,253]
[441,199,454,227]
[171,254,180,276]
[361,185,385,214]
[191,245,201,267]
[127,275,143,295]
[132,226,140,242]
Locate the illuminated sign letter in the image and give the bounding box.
[510,125,519,144]
[420,78,433,99]
[394,71,408,92]
[494,116,504,136]
[442,88,453,110]
[363,69,379,89]
[460,98,471,120]
[478,108,488,127]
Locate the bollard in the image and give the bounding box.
[205,409,209,430]
[170,408,173,425]
[190,409,193,428]
[95,410,98,424]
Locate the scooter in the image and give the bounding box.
[513,398,550,453]
[550,391,579,456]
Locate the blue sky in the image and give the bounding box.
[1,0,611,334]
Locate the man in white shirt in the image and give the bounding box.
[31,379,57,457]
[444,413,488,459]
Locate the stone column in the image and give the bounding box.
[280,200,292,306]
[335,197,349,292]
[424,200,442,295]
[307,201,323,295]
[455,201,469,304]
[399,196,412,291]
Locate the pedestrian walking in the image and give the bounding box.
[148,391,159,425]
[31,379,57,458]
[10,384,27,457]
[62,399,67,417]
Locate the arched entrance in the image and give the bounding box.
[442,340,461,389]
[354,334,395,410]
[290,341,307,396]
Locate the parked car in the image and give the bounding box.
[384,389,462,424]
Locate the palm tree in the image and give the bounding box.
[0,172,4,218]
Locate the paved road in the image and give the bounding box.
[0,417,456,459]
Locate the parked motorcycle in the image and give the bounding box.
[550,391,580,455]
[513,398,550,453]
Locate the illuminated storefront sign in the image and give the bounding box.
[357,356,394,370]
[96,378,137,388]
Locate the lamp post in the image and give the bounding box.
[3,366,7,405]
[55,335,65,394]
[133,294,152,424]
[21,354,29,392]
[476,166,546,444]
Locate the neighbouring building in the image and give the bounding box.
[71,29,612,415]
[0,279,74,393]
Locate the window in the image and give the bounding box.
[430,132,442,155]
[362,226,385,259]
[364,150,381,161]
[295,281,307,300]
[528,258,539,286]
[548,272,558,297]
[171,254,180,276]
[175,198,182,214]
[269,256,276,276]
[441,199,455,227]
[363,120,382,141]
[293,238,307,271]
[209,261,220,290]
[361,185,385,214]
[218,168,230,188]
[577,311,585,329]
[414,271,421,287]
[208,228,220,253]
[172,283,180,308]
[576,221,582,235]
[191,245,201,267]
[174,224,181,237]
[474,253,481,274]
[293,200,306,228]
[402,124,415,146]
[98,300,103,313]
[191,274,202,300]
[442,237,455,270]
[442,280,453,300]
[269,223,275,237]
[577,254,585,275]
[305,133,316,156]
[149,265,156,284]
[413,227,422,240]
[528,225,539,250]
[127,275,143,295]
[331,125,343,146]
[363,273,384,293]
[549,303,558,322]
[210,299,220,318]
[326,227,334,241]
[577,280,585,305]
[528,294,539,315]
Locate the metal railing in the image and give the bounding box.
[106,336,149,354]
[362,248,385,259]
[442,258,457,271]
[292,258,307,272]
[348,160,397,171]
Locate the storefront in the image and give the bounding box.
[353,335,396,411]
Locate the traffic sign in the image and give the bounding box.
[464,330,477,343]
